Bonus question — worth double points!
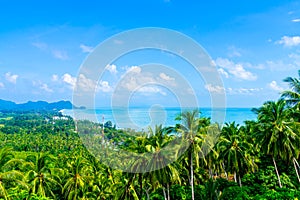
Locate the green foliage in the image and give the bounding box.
[1,66,300,200]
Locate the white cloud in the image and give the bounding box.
[227,87,262,95]
[62,73,76,88]
[52,50,69,60]
[218,68,229,78]
[77,74,96,92]
[292,19,300,22]
[32,81,53,93]
[137,86,167,96]
[5,72,18,84]
[159,73,175,81]
[51,74,58,82]
[0,82,4,88]
[230,64,257,81]
[126,66,141,73]
[40,83,53,93]
[80,44,93,53]
[205,84,225,94]
[268,81,284,92]
[97,81,112,92]
[215,58,257,81]
[276,36,300,47]
[62,73,112,93]
[106,64,118,74]
[205,83,261,95]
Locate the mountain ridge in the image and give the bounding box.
[0,99,82,111]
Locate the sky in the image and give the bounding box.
[0,0,300,108]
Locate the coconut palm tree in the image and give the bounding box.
[176,110,210,200]
[0,147,26,200]
[25,153,61,199]
[145,125,180,200]
[281,70,300,107]
[62,155,92,200]
[217,122,256,187]
[252,99,300,188]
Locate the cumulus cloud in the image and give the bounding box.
[80,44,93,53]
[218,68,229,78]
[276,36,300,47]
[119,66,170,95]
[5,72,18,84]
[205,84,225,94]
[0,82,4,88]
[62,73,112,93]
[159,73,175,81]
[40,83,53,93]
[215,58,257,81]
[97,81,112,92]
[52,50,69,60]
[62,73,76,88]
[32,81,53,93]
[268,81,284,92]
[77,74,96,92]
[106,64,118,74]
[126,66,141,73]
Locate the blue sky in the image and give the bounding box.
[0,0,300,108]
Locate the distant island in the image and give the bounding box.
[0,99,85,111]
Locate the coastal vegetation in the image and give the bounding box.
[1,71,300,199]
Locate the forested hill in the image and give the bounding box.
[0,99,79,111]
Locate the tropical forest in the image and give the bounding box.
[1,71,300,200]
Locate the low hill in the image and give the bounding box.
[0,99,81,111]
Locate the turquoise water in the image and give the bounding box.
[62,107,257,129]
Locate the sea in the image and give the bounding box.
[61,107,257,130]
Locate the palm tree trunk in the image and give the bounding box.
[272,156,282,188]
[252,158,256,172]
[163,187,167,200]
[222,162,228,180]
[145,187,150,200]
[293,158,300,183]
[190,153,194,200]
[234,172,237,183]
[238,174,242,187]
[167,183,170,200]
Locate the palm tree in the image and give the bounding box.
[25,153,61,199]
[281,70,300,107]
[62,155,92,200]
[176,110,210,200]
[146,125,180,200]
[0,147,26,200]
[252,99,300,187]
[217,122,256,187]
